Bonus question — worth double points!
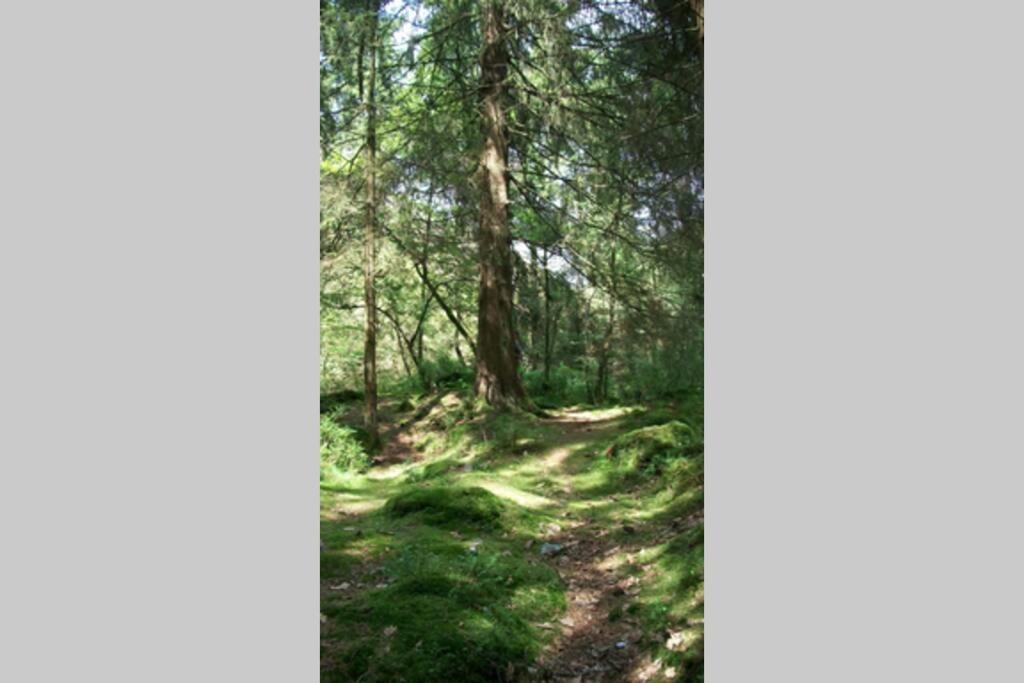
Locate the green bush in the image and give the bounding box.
[421,354,473,389]
[523,363,591,405]
[320,416,371,476]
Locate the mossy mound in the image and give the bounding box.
[607,421,696,475]
[321,534,564,683]
[384,486,508,529]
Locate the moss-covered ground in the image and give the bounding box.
[320,391,703,682]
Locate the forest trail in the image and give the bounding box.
[320,399,703,683]
[525,411,699,682]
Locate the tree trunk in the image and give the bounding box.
[542,246,552,388]
[474,0,526,407]
[690,0,704,54]
[362,0,380,445]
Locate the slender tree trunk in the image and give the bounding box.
[418,186,434,368]
[392,317,412,378]
[542,246,552,387]
[454,329,465,365]
[362,0,380,446]
[474,0,526,407]
[414,262,476,355]
[528,243,541,370]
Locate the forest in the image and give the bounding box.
[320,0,703,681]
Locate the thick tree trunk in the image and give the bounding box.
[474,0,526,407]
[362,0,380,445]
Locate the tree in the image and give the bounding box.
[474,0,528,407]
[361,0,381,445]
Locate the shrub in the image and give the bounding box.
[421,354,473,390]
[320,416,371,476]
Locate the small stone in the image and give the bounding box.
[540,542,564,556]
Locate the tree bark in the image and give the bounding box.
[474,0,526,407]
[362,0,380,445]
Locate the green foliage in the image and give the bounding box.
[524,364,592,405]
[319,389,362,415]
[384,486,508,529]
[421,354,473,390]
[320,416,371,477]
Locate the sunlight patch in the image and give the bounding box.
[475,480,554,509]
[333,498,386,515]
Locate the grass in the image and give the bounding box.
[320,389,703,682]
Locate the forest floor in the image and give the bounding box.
[320,391,703,683]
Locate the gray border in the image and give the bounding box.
[0,1,319,680]
[707,1,1024,681]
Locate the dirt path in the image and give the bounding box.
[524,413,658,682]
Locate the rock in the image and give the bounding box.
[666,630,686,650]
[540,542,564,556]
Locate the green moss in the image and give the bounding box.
[321,530,564,683]
[384,486,508,529]
[607,420,696,475]
[629,526,705,682]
